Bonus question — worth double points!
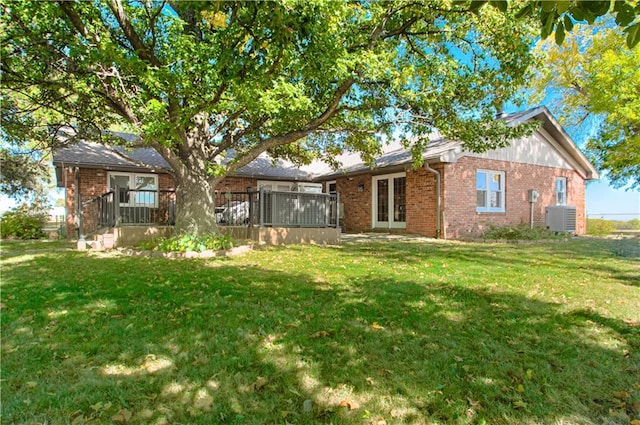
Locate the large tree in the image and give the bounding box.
[0,98,52,201]
[1,0,540,234]
[514,0,640,48]
[529,22,640,189]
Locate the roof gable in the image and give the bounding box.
[463,131,574,170]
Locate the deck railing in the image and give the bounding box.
[259,190,339,228]
[81,188,176,235]
[81,187,339,234]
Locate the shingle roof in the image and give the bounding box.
[52,106,598,181]
[51,133,467,180]
[53,141,172,171]
[232,154,314,180]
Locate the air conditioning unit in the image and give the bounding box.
[545,205,577,232]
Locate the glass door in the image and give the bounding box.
[372,173,406,229]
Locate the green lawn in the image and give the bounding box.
[1,238,639,425]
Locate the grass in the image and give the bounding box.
[1,238,639,425]
[0,239,74,256]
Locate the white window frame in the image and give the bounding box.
[325,180,337,193]
[257,180,294,191]
[476,170,505,213]
[372,172,406,229]
[107,172,158,207]
[555,177,567,205]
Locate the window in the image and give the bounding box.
[372,173,406,229]
[556,177,567,205]
[476,170,505,213]
[107,172,158,207]
[257,180,294,191]
[325,180,337,193]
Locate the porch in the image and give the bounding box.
[79,188,341,247]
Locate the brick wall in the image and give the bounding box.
[333,167,443,237]
[334,175,372,233]
[214,177,257,194]
[442,157,587,239]
[405,165,443,238]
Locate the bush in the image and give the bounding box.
[0,206,46,240]
[613,218,640,230]
[140,233,234,252]
[483,224,566,240]
[587,219,616,236]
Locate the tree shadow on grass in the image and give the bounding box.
[1,252,639,424]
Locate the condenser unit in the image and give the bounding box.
[545,205,577,232]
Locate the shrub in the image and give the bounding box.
[613,218,640,230]
[140,233,234,252]
[0,206,46,240]
[483,224,565,240]
[587,219,615,236]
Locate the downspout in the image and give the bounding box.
[74,167,81,239]
[62,162,68,238]
[424,162,441,239]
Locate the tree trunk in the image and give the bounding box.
[173,170,220,236]
[167,113,222,236]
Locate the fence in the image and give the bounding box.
[214,191,259,226]
[259,190,339,228]
[81,188,339,235]
[81,188,176,235]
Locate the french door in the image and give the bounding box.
[372,173,406,229]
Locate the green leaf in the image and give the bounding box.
[570,7,585,21]
[583,9,596,24]
[555,0,570,14]
[626,22,640,48]
[541,12,556,39]
[515,4,533,18]
[542,1,556,12]
[615,3,636,27]
[489,0,509,12]
[555,21,566,45]
[563,15,574,32]
[469,0,487,13]
[584,1,610,16]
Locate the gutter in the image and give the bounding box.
[424,162,442,239]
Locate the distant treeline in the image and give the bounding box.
[587,218,640,236]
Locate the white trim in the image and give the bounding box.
[476,169,505,213]
[257,180,294,191]
[537,128,589,179]
[555,176,567,205]
[372,172,407,229]
[107,171,158,207]
[325,180,337,193]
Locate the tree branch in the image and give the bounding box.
[106,0,161,67]
[226,77,356,174]
[57,1,90,39]
[305,78,356,130]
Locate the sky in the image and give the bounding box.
[585,180,639,221]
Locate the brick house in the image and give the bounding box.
[53,107,598,241]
